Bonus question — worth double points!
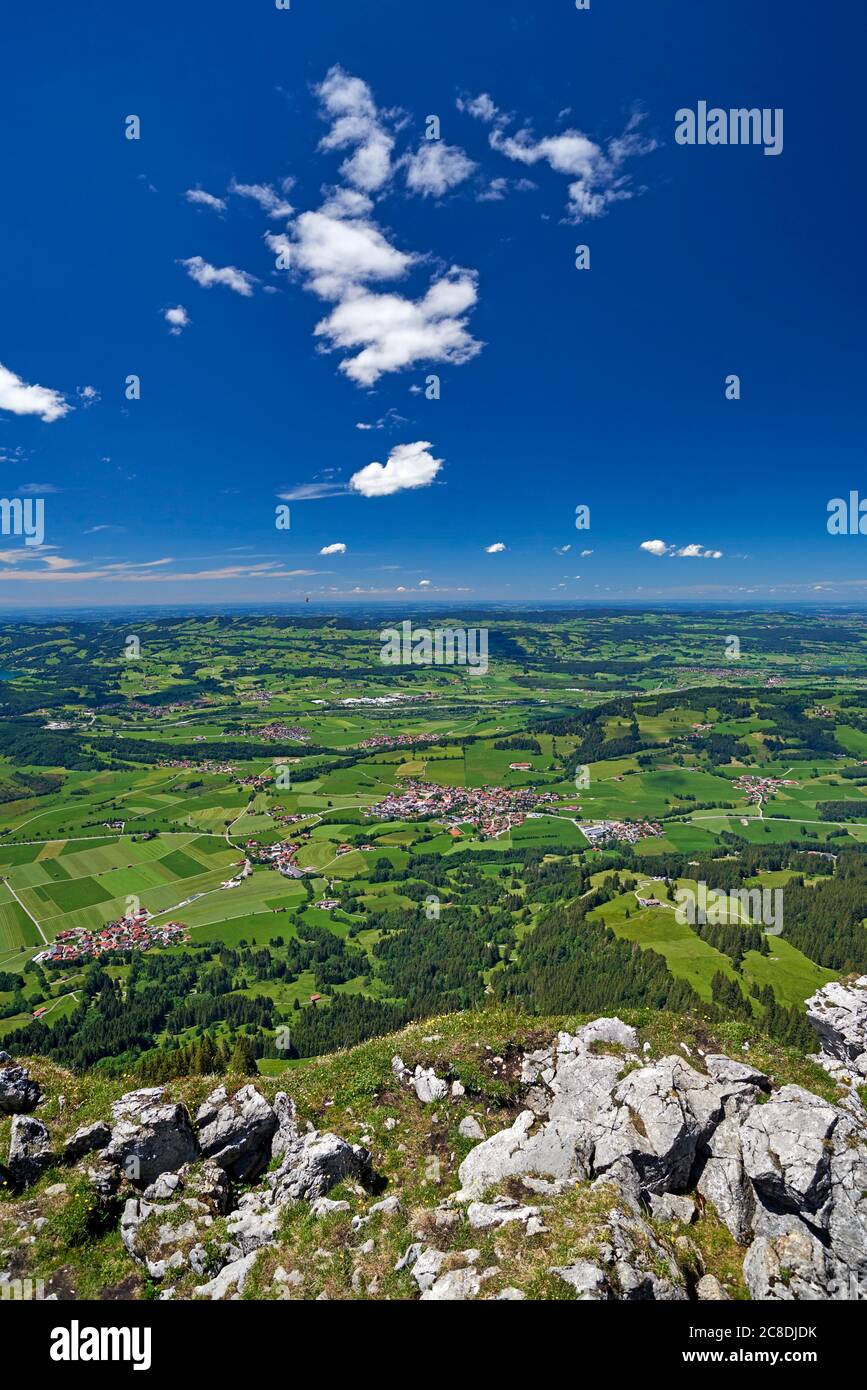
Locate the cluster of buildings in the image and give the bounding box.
[235,771,276,791]
[339,693,434,707]
[34,911,189,963]
[255,723,310,743]
[366,779,558,839]
[159,758,236,775]
[581,820,664,847]
[247,839,312,879]
[733,774,797,804]
[358,733,438,750]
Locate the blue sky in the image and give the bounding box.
[1,0,865,607]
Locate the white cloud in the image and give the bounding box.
[271,210,413,299]
[349,440,443,498]
[464,96,657,222]
[229,178,294,218]
[641,538,724,559]
[676,544,723,559]
[180,256,257,296]
[553,544,572,555]
[580,549,594,557]
[320,542,347,555]
[314,266,481,386]
[77,385,100,407]
[262,69,484,389]
[277,481,348,501]
[185,187,226,213]
[319,186,374,219]
[316,66,396,193]
[0,362,70,422]
[485,542,507,553]
[419,578,431,587]
[404,142,475,197]
[164,305,190,334]
[477,178,509,202]
[457,93,501,125]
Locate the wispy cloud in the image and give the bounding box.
[277,481,349,502]
[185,187,227,213]
[179,256,257,296]
[459,93,657,221]
[229,177,294,218]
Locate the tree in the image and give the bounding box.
[230,1035,257,1075]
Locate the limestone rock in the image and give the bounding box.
[62,1122,111,1165]
[551,1260,610,1299]
[593,1057,724,1196]
[412,1066,448,1105]
[648,1193,697,1225]
[743,1214,853,1300]
[9,1115,52,1187]
[696,1274,730,1301]
[196,1084,278,1182]
[420,1267,482,1301]
[0,1063,41,1115]
[193,1252,259,1300]
[268,1129,373,1206]
[467,1196,541,1230]
[741,1086,837,1228]
[696,1115,756,1244]
[104,1088,197,1186]
[806,976,867,1078]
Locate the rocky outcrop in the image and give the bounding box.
[744,1215,853,1301]
[453,1020,867,1301]
[0,1061,41,1115]
[104,1087,198,1186]
[8,1115,52,1187]
[62,1122,111,1165]
[696,1115,755,1243]
[268,1129,373,1205]
[6,1015,867,1302]
[807,977,867,1079]
[741,1086,837,1227]
[196,1084,278,1182]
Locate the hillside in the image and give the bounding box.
[2,981,866,1302]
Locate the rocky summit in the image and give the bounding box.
[1,985,866,1302]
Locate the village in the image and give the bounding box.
[250,723,310,743]
[357,732,439,750]
[366,779,558,839]
[580,819,664,847]
[732,774,798,804]
[34,910,190,964]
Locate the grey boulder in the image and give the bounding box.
[196,1084,278,1182]
[9,1115,52,1187]
[104,1087,198,1186]
[0,1063,41,1115]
